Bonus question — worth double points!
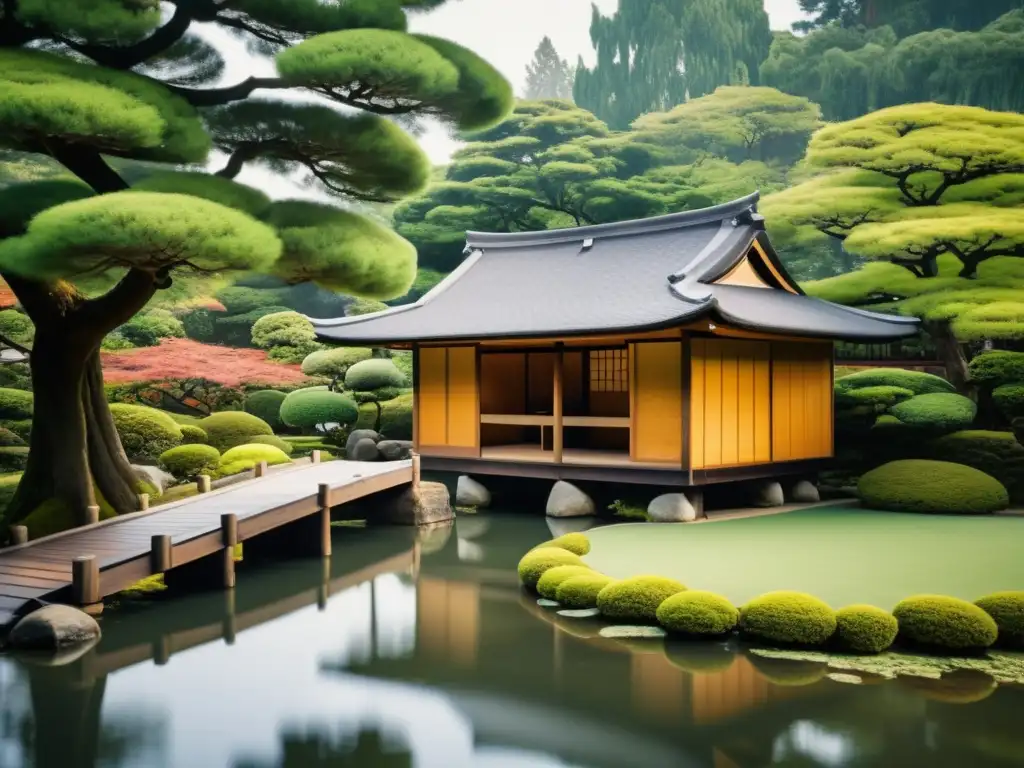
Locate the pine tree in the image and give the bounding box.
[524,37,574,101]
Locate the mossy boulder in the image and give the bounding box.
[0,388,33,419]
[517,547,587,590]
[738,591,837,647]
[889,393,977,433]
[246,434,295,455]
[244,389,287,430]
[858,459,1009,514]
[834,604,898,654]
[109,404,183,462]
[974,591,1024,649]
[198,411,274,452]
[219,443,292,470]
[927,431,1024,503]
[556,573,615,609]
[179,424,208,445]
[656,590,738,637]
[158,444,221,479]
[536,565,596,600]
[893,595,998,652]
[596,575,687,624]
[532,532,591,556]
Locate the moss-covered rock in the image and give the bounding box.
[246,434,295,455]
[834,604,898,654]
[158,444,221,479]
[858,459,1009,514]
[835,369,955,396]
[596,575,687,624]
[975,592,1024,649]
[219,443,291,469]
[198,411,274,451]
[555,573,615,609]
[517,546,587,590]
[0,388,33,419]
[927,430,1024,502]
[536,565,595,600]
[244,389,287,430]
[656,590,738,637]
[178,424,208,445]
[889,392,977,433]
[532,532,590,556]
[110,404,183,461]
[893,595,998,652]
[280,388,359,430]
[738,591,837,647]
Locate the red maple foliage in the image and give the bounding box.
[0,279,18,309]
[102,338,309,386]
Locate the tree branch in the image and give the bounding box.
[166,76,286,107]
[78,268,157,331]
[59,3,196,69]
[0,332,31,355]
[46,142,129,194]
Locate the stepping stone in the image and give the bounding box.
[558,608,601,618]
[599,625,666,640]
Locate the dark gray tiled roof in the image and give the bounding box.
[312,193,919,344]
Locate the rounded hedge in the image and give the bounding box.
[596,575,687,624]
[835,368,955,396]
[517,547,587,590]
[893,595,998,652]
[244,389,287,430]
[968,350,1024,387]
[0,388,33,419]
[533,532,590,556]
[344,358,407,392]
[927,430,1024,503]
[179,424,208,445]
[159,444,221,479]
[246,434,295,455]
[536,565,596,600]
[110,404,183,461]
[738,591,837,646]
[0,426,25,447]
[555,573,615,609]
[198,411,274,451]
[836,385,915,408]
[992,383,1024,421]
[219,443,292,468]
[974,591,1024,649]
[301,347,373,378]
[858,459,1009,514]
[889,393,977,433]
[656,590,738,637]
[280,388,359,430]
[834,604,898,654]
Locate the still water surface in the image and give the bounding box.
[0,511,1021,768]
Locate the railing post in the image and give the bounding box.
[221,513,238,589]
[411,452,421,489]
[72,555,100,607]
[151,535,172,573]
[85,505,100,525]
[310,449,321,464]
[9,525,27,546]
[197,475,211,494]
[137,493,150,511]
[317,483,332,557]
[254,461,268,478]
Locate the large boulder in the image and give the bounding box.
[377,440,413,461]
[546,481,595,518]
[753,481,784,508]
[375,481,453,526]
[648,493,698,523]
[546,516,596,537]
[8,604,101,651]
[345,429,380,458]
[132,464,175,495]
[788,480,820,504]
[456,475,491,508]
[349,437,380,462]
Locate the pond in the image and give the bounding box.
[0,509,1021,768]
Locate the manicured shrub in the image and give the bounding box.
[835,385,915,408]
[267,343,323,364]
[596,575,687,623]
[0,426,25,447]
[992,383,1024,421]
[927,431,1024,502]
[244,389,287,430]
[216,285,287,315]
[198,411,274,451]
[280,388,359,430]
[110,404,183,461]
[738,591,837,646]
[657,590,738,637]
[0,447,29,472]
[555,573,615,609]
[251,310,317,349]
[219,443,292,468]
[247,434,295,455]
[0,472,22,515]
[536,565,595,600]
[0,309,34,347]
[834,604,898,654]
[118,310,185,347]
[214,306,292,346]
[301,347,374,381]
[835,368,955,396]
[5,419,31,441]
[0,388,33,419]
[893,595,998,652]
[179,424,208,445]
[858,459,1009,514]
[378,392,413,439]
[517,547,587,590]
[889,393,977,433]
[533,532,591,556]
[345,358,407,391]
[974,591,1024,649]
[216,460,257,478]
[159,444,221,479]
[969,350,1024,387]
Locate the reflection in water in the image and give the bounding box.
[0,513,1022,768]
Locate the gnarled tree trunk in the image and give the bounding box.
[925,319,971,394]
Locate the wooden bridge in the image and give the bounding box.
[0,456,417,630]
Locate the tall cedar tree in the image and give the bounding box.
[524,37,574,100]
[0,0,511,529]
[796,1,1022,35]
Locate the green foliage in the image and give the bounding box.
[928,431,1024,502]
[889,393,977,432]
[217,286,288,315]
[344,358,406,392]
[197,411,274,451]
[246,434,294,456]
[4,420,32,442]
[280,388,359,430]
[533,532,591,556]
[834,605,899,654]
[0,310,34,348]
[345,298,389,316]
[21,495,118,540]
[109,403,183,461]
[0,473,22,516]
[219,443,292,468]
[244,390,287,430]
[656,591,739,637]
[555,573,616,609]
[975,591,1024,649]
[739,591,837,646]
[251,310,316,349]
[213,306,293,347]
[596,575,687,624]
[608,499,650,521]
[0,427,25,447]
[0,179,94,238]
[360,391,413,439]
[0,388,33,419]
[517,546,587,590]
[536,565,595,600]
[179,424,208,445]
[0,447,29,473]
[158,444,221,479]
[970,351,1024,387]
[17,0,161,44]
[301,347,374,381]
[858,459,1009,514]
[893,595,998,651]
[524,37,574,101]
[132,171,271,217]
[118,309,185,347]
[835,385,915,408]
[835,368,956,396]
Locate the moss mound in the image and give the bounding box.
[109,404,183,461]
[893,595,998,652]
[244,389,287,430]
[246,434,295,455]
[179,424,208,445]
[663,640,737,673]
[517,547,587,590]
[536,565,595,600]
[0,388,33,419]
[555,573,615,609]
[219,443,292,469]
[533,532,590,556]
[739,591,837,646]
[159,444,221,479]
[858,459,1009,514]
[927,430,1024,503]
[889,392,977,432]
[198,411,274,451]
[974,591,1024,649]
[656,590,739,637]
[596,575,687,624]
[835,368,955,396]
[834,604,898,654]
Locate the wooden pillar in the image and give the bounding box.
[254,461,268,478]
[153,636,170,666]
[221,514,238,589]
[85,505,100,526]
[318,556,330,611]
[9,525,27,546]
[223,589,237,644]
[72,555,100,607]
[317,483,333,558]
[197,475,211,494]
[310,450,321,465]
[411,452,421,488]
[151,535,172,573]
[164,514,237,592]
[553,342,564,463]
[412,343,420,451]
[137,493,149,511]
